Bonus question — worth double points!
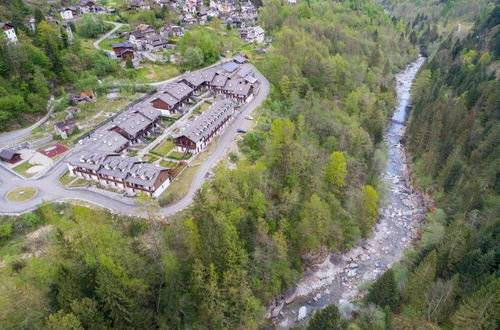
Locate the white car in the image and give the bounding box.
[245,115,253,120]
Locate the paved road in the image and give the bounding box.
[0,66,269,217]
[94,21,127,52]
[0,96,58,148]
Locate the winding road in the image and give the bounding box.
[0,66,269,217]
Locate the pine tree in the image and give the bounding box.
[451,277,500,329]
[307,304,343,330]
[402,250,437,319]
[366,268,399,309]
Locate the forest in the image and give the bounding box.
[0,0,498,329]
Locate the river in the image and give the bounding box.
[267,55,427,328]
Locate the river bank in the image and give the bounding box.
[267,56,427,328]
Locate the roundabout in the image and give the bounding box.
[6,187,38,203]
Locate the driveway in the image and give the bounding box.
[0,65,270,217]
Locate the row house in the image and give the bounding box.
[180,67,218,95]
[151,82,194,115]
[222,78,254,103]
[93,130,130,153]
[0,23,18,43]
[173,99,235,154]
[109,108,162,143]
[67,151,172,198]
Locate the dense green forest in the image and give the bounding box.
[0,0,422,328]
[331,2,499,330]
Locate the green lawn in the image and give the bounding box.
[160,159,177,168]
[134,62,180,83]
[69,179,88,188]
[59,171,75,186]
[144,154,159,164]
[6,187,37,202]
[167,151,192,160]
[193,101,212,115]
[99,37,124,51]
[13,162,37,178]
[158,163,198,206]
[151,139,174,157]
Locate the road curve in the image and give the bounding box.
[93,21,127,51]
[0,66,270,217]
[0,96,59,148]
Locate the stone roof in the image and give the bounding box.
[115,112,152,137]
[174,99,235,142]
[224,78,252,96]
[94,130,129,153]
[69,151,170,189]
[211,74,229,87]
[0,148,19,160]
[157,81,193,100]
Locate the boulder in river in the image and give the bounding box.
[298,306,307,321]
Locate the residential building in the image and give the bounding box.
[128,30,147,50]
[131,0,151,10]
[79,0,96,13]
[136,24,156,36]
[173,99,235,154]
[67,151,172,197]
[0,149,21,164]
[54,116,77,139]
[93,130,129,153]
[240,26,265,44]
[112,42,135,58]
[60,7,78,20]
[0,23,18,43]
[160,25,184,38]
[221,77,254,103]
[152,82,194,115]
[180,67,218,94]
[146,34,169,52]
[110,108,162,143]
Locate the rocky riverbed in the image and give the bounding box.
[266,56,427,328]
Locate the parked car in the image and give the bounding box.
[237,129,247,133]
[245,115,253,120]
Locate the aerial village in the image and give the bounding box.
[0,0,268,204]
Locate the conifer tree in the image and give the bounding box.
[366,268,399,309]
[307,304,343,330]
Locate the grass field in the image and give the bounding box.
[13,162,37,178]
[59,171,74,186]
[158,163,198,205]
[135,62,180,83]
[167,151,192,160]
[151,139,174,157]
[193,101,212,114]
[99,37,124,51]
[6,187,37,202]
